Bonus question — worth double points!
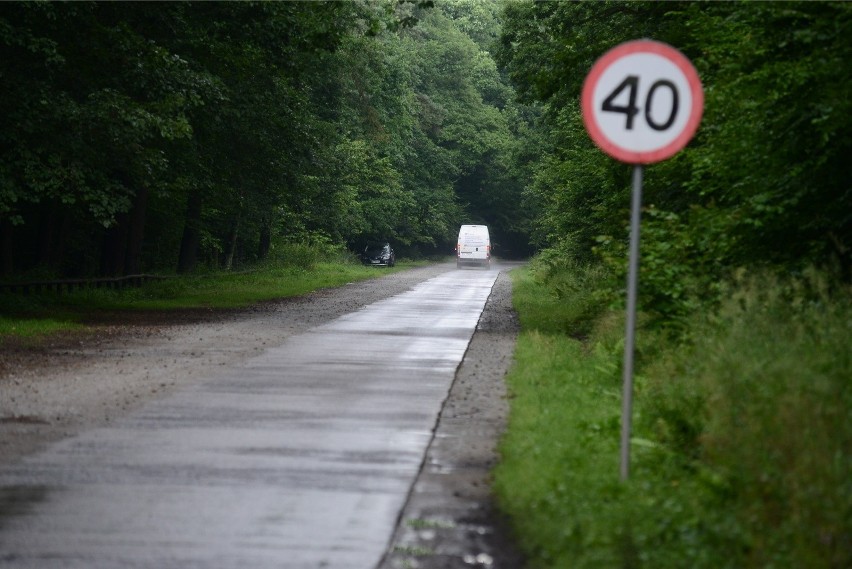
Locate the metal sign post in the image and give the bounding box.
[581,40,703,480]
[620,164,643,480]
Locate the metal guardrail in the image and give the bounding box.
[0,274,169,295]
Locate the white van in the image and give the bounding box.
[456,224,491,268]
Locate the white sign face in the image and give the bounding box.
[582,40,703,164]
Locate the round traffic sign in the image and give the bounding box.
[581,40,703,164]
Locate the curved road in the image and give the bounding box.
[0,266,502,568]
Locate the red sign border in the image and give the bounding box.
[581,40,704,164]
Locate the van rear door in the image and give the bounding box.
[456,225,490,267]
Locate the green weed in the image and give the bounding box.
[0,252,416,339]
[513,254,612,338]
[392,544,434,556]
[496,263,851,568]
[0,316,81,338]
[406,518,456,530]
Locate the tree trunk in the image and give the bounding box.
[177,190,203,274]
[225,216,240,271]
[258,217,271,260]
[124,185,149,275]
[0,219,12,276]
[37,203,57,269]
[56,211,71,273]
[101,214,129,277]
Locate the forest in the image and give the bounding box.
[1,0,847,301]
[2,1,849,289]
[1,1,850,566]
[0,0,534,278]
[493,3,850,567]
[498,0,850,320]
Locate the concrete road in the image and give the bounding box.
[0,267,501,568]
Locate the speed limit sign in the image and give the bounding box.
[582,40,703,164]
[581,40,704,480]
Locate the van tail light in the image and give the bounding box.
[486,245,491,258]
[457,243,461,257]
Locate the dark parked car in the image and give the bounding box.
[361,242,396,267]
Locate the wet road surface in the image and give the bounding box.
[0,267,500,568]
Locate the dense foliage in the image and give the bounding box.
[494,2,851,567]
[498,263,850,568]
[497,0,851,320]
[0,0,533,278]
[4,1,849,565]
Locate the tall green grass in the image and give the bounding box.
[0,316,80,338]
[0,243,419,338]
[495,261,851,568]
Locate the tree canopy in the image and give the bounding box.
[0,0,533,277]
[498,0,851,320]
[3,0,847,300]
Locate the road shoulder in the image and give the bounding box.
[379,268,525,569]
[0,263,455,464]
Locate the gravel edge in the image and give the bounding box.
[378,267,525,569]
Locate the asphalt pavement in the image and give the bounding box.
[0,267,500,568]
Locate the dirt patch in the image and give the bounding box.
[0,261,525,566]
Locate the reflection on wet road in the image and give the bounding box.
[0,267,500,568]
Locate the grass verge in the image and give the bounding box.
[0,253,424,339]
[495,262,851,568]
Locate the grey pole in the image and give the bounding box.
[620,164,643,481]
